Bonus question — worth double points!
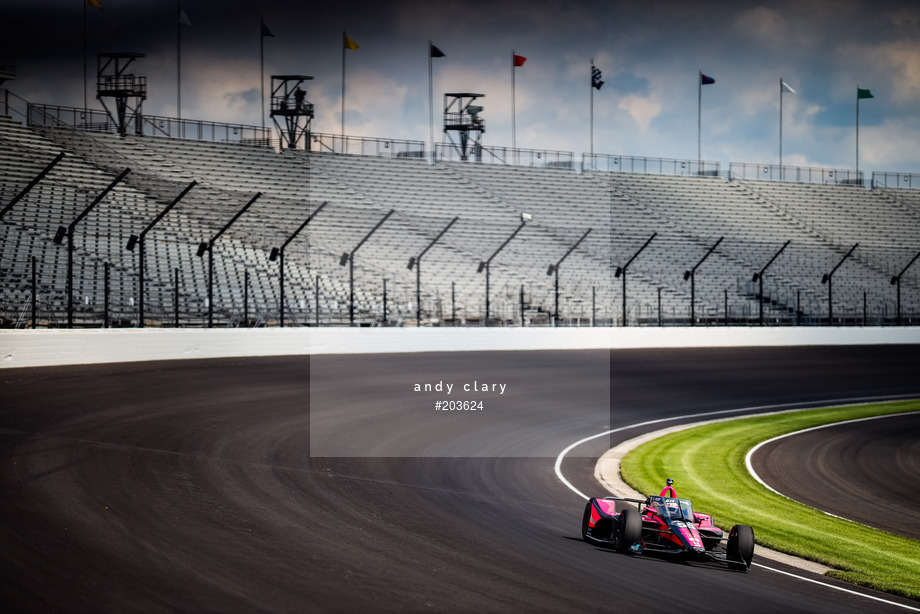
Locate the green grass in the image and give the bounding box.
[620,400,920,600]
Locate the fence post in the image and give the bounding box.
[31,256,37,329]
[244,270,249,327]
[174,267,179,327]
[104,262,110,328]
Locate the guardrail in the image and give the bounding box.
[730,162,864,186]
[583,153,720,177]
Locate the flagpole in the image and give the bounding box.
[590,59,594,156]
[855,84,860,177]
[512,50,516,157]
[342,31,347,139]
[177,0,182,120]
[83,1,88,114]
[260,17,265,131]
[429,41,434,164]
[779,77,783,178]
[697,69,702,166]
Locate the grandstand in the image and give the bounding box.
[1,88,919,328]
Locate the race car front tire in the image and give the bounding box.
[581,500,593,541]
[616,508,642,553]
[727,524,755,571]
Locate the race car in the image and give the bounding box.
[581,494,755,571]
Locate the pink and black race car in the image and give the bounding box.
[581,495,755,571]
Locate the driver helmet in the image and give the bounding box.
[666,478,674,486]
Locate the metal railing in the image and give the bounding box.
[730,162,864,186]
[310,132,426,158]
[584,153,720,177]
[25,101,273,147]
[872,172,920,190]
[141,115,271,145]
[1,88,30,124]
[436,142,575,168]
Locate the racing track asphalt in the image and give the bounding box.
[750,411,920,541]
[1,345,919,612]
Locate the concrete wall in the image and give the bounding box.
[3,326,920,369]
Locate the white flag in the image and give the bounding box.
[782,81,795,94]
[179,8,192,26]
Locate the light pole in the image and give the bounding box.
[339,209,395,326]
[408,216,459,327]
[821,243,858,326]
[752,239,791,326]
[52,168,131,328]
[478,213,530,325]
[126,180,197,327]
[196,192,262,327]
[270,201,327,327]
[547,228,592,326]
[0,152,65,222]
[891,249,920,326]
[683,236,723,326]
[615,232,656,327]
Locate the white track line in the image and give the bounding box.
[554,396,920,612]
[752,563,920,612]
[746,411,920,506]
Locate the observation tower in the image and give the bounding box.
[270,75,314,150]
[96,52,146,136]
[443,93,484,162]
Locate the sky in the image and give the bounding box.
[3,0,920,174]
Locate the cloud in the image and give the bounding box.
[618,95,662,133]
[862,40,920,104]
[223,88,260,111]
[5,0,920,175]
[340,68,413,138]
[856,116,920,170]
[732,5,790,46]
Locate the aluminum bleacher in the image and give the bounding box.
[2,109,919,327]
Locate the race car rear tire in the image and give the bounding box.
[727,524,755,571]
[616,508,642,553]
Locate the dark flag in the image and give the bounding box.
[430,44,446,58]
[592,65,604,90]
[701,73,715,85]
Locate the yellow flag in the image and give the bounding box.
[86,0,103,9]
[344,34,359,51]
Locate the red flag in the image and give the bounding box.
[513,54,526,67]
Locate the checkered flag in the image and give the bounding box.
[592,65,604,90]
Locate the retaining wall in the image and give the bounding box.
[3,326,920,368]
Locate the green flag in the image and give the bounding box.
[857,87,874,99]
[261,21,275,37]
